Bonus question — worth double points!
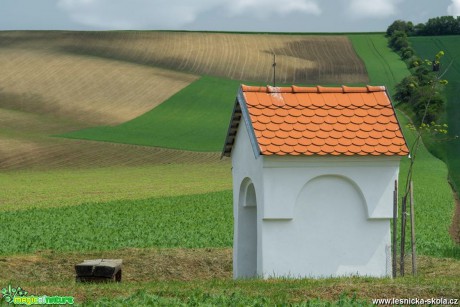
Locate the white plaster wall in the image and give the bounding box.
[231,122,264,278]
[259,155,400,278]
[261,174,392,278]
[261,155,401,220]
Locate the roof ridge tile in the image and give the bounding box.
[241,84,387,93]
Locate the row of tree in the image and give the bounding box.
[387,19,449,123]
[387,16,460,37]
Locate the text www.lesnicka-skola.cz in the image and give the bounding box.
[372,297,458,305]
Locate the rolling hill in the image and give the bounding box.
[0,31,368,170]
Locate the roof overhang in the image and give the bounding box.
[221,87,261,158]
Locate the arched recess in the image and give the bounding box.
[235,177,258,278]
[294,175,375,276]
[299,174,369,217]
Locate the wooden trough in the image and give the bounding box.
[75,259,122,283]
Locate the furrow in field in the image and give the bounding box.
[0,135,223,171]
[0,48,198,126]
[0,31,368,84]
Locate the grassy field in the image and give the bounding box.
[1,248,459,305]
[348,34,411,96]
[0,191,233,255]
[60,76,240,152]
[396,111,457,257]
[0,163,231,212]
[0,148,456,257]
[409,35,460,192]
[1,32,459,306]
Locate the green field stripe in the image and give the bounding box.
[349,34,410,96]
[367,38,397,86]
[0,190,233,255]
[409,35,460,192]
[433,38,460,77]
[59,76,242,152]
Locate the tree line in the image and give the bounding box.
[386,17,455,123]
[387,16,460,37]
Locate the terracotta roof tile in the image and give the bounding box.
[262,130,276,138]
[366,138,380,146]
[324,116,338,124]
[298,138,312,146]
[275,130,290,139]
[286,138,299,146]
[363,116,378,125]
[352,138,366,146]
[325,138,339,146]
[285,116,299,124]
[252,122,266,131]
[272,116,285,124]
[356,131,370,139]
[223,85,409,157]
[337,116,351,124]
[262,108,275,116]
[329,130,343,139]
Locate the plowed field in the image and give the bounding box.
[0,31,368,170]
[0,31,368,85]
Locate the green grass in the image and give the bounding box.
[3,266,460,306]
[349,34,411,96]
[0,135,456,257]
[397,111,457,258]
[0,191,233,255]
[84,289,372,306]
[409,35,460,192]
[60,75,241,152]
[0,163,231,212]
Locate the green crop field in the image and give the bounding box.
[0,163,231,212]
[397,111,457,257]
[348,34,411,96]
[0,191,233,255]
[60,76,240,152]
[409,35,460,192]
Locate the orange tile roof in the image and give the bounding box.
[222,85,409,157]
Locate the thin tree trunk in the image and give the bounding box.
[410,181,417,275]
[393,180,398,278]
[400,195,407,276]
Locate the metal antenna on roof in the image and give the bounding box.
[272,53,276,87]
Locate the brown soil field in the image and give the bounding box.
[0,31,368,85]
[0,105,223,171]
[0,31,367,170]
[0,46,197,126]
